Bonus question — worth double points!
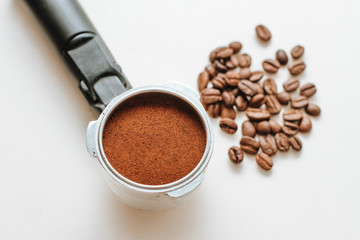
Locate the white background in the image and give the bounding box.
[1,0,360,239]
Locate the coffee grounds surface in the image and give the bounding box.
[102,93,206,185]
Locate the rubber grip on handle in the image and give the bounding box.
[23,0,131,110]
[24,0,96,51]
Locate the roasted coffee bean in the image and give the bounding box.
[207,103,221,118]
[211,79,226,90]
[305,103,321,116]
[212,73,227,90]
[288,60,306,75]
[200,88,222,104]
[262,59,280,73]
[276,91,291,105]
[291,95,308,109]
[230,54,240,67]
[225,71,240,87]
[219,118,238,134]
[269,119,282,134]
[299,116,312,133]
[221,105,236,120]
[256,121,271,135]
[275,133,290,152]
[239,68,252,79]
[300,83,317,98]
[282,121,299,136]
[198,71,210,91]
[253,83,265,95]
[225,78,240,87]
[238,80,258,96]
[276,49,288,65]
[209,46,226,63]
[235,95,248,111]
[283,109,303,121]
[200,98,208,111]
[238,54,252,68]
[242,120,256,137]
[259,135,277,156]
[209,51,217,63]
[216,47,234,59]
[229,41,242,54]
[226,71,241,79]
[228,146,244,164]
[249,94,265,108]
[240,136,260,154]
[231,87,240,97]
[222,91,235,107]
[249,71,264,82]
[256,153,273,170]
[291,45,304,59]
[283,78,300,92]
[265,95,281,115]
[263,78,277,95]
[255,24,271,41]
[205,64,217,78]
[225,59,236,69]
[289,136,302,151]
[246,108,271,121]
[214,60,227,73]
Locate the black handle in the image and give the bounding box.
[24,0,132,111]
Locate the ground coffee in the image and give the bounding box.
[102,92,206,185]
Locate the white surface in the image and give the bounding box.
[1,0,360,239]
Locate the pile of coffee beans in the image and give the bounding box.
[197,24,321,171]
